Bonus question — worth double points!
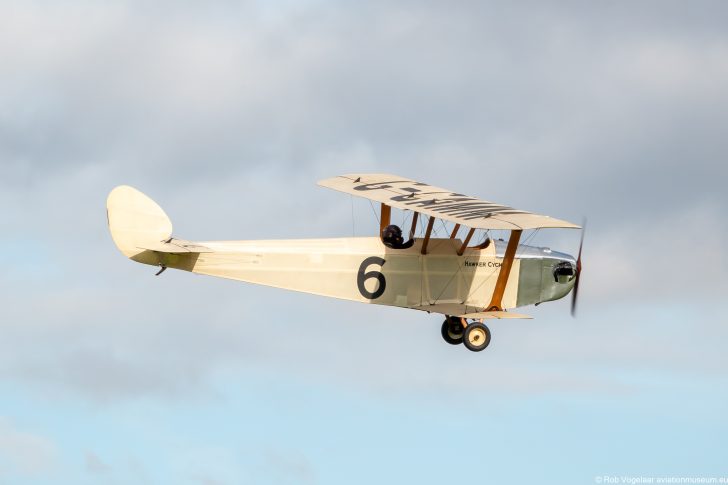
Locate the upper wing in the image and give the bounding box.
[318,173,580,230]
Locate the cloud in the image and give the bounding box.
[85,451,111,474]
[2,1,727,193]
[0,0,727,404]
[582,198,727,303]
[0,418,56,477]
[258,449,316,485]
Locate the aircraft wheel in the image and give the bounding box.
[463,322,491,352]
[441,317,464,345]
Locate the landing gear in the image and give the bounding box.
[441,317,465,345]
[463,322,491,352]
[440,317,492,352]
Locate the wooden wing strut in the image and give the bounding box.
[380,203,391,238]
[409,211,419,239]
[457,228,475,256]
[486,229,522,311]
[420,216,436,254]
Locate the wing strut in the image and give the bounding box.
[409,211,419,239]
[380,203,391,238]
[485,229,522,311]
[420,216,436,254]
[457,228,475,256]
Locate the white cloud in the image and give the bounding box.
[584,199,727,303]
[0,418,56,477]
[0,0,727,403]
[85,451,111,474]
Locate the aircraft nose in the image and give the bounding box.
[539,255,577,303]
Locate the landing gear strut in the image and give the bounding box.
[441,316,491,352]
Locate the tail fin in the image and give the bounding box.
[107,185,174,258]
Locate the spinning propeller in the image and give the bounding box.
[570,219,586,317]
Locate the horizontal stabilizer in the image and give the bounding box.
[139,238,214,254]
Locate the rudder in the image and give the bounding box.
[106,185,173,259]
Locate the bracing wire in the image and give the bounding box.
[401,209,411,228]
[368,199,380,226]
[350,195,355,237]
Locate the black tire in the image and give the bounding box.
[463,322,491,352]
[441,317,464,345]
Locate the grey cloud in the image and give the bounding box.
[2,262,723,402]
[1,0,727,402]
[3,1,727,199]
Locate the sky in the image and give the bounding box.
[1,0,727,483]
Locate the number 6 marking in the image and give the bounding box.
[357,257,386,299]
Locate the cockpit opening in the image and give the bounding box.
[382,224,415,249]
[470,237,491,250]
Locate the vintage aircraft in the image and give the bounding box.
[107,174,584,352]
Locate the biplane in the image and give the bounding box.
[107,174,584,352]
